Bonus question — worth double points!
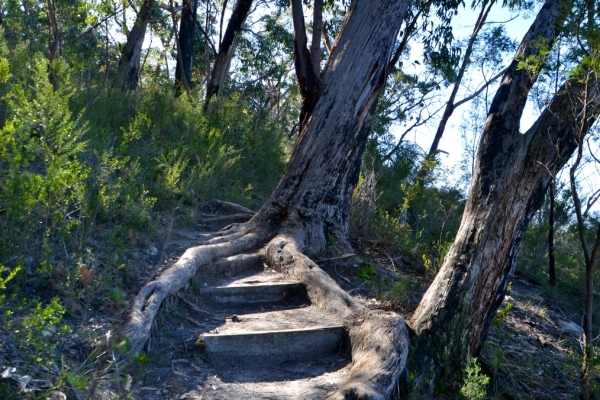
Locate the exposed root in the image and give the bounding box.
[205,199,255,215]
[122,210,409,398]
[203,226,252,245]
[122,229,267,354]
[265,233,409,399]
[266,234,366,317]
[331,312,410,399]
[199,213,255,230]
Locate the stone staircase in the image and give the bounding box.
[200,272,347,366]
[187,268,352,398]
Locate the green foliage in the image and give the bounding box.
[0,54,89,283]
[1,295,68,367]
[357,263,376,281]
[350,144,464,276]
[0,265,20,290]
[492,302,513,326]
[0,21,290,390]
[460,357,490,400]
[0,56,10,83]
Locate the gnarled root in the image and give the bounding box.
[331,312,410,399]
[122,228,267,354]
[121,216,409,398]
[265,234,410,399]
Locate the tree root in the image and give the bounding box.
[200,213,255,230]
[122,229,266,354]
[121,216,409,398]
[265,234,409,399]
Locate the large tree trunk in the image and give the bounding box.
[409,0,597,393]
[122,1,411,398]
[204,0,253,105]
[175,0,198,90]
[114,0,154,92]
[252,0,407,254]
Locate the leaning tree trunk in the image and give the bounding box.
[122,1,411,398]
[175,0,198,90]
[114,0,154,92]
[409,0,596,394]
[204,0,253,106]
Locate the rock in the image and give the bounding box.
[147,246,159,256]
[557,319,584,337]
[48,390,67,400]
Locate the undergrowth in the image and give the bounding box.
[0,45,289,397]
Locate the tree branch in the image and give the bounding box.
[453,66,508,109]
[322,29,332,54]
[388,0,432,74]
[193,16,217,57]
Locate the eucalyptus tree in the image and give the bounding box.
[410,0,600,392]
[124,1,412,398]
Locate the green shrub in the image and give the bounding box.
[460,357,490,400]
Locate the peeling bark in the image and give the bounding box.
[255,0,409,253]
[409,0,600,394]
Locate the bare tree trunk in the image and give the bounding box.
[175,0,198,91]
[571,141,600,399]
[253,0,406,253]
[170,0,191,93]
[409,0,597,393]
[204,0,253,105]
[566,67,600,398]
[114,0,154,92]
[47,0,59,61]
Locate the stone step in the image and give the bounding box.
[199,307,348,367]
[201,272,307,308]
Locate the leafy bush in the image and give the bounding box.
[460,357,490,400]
